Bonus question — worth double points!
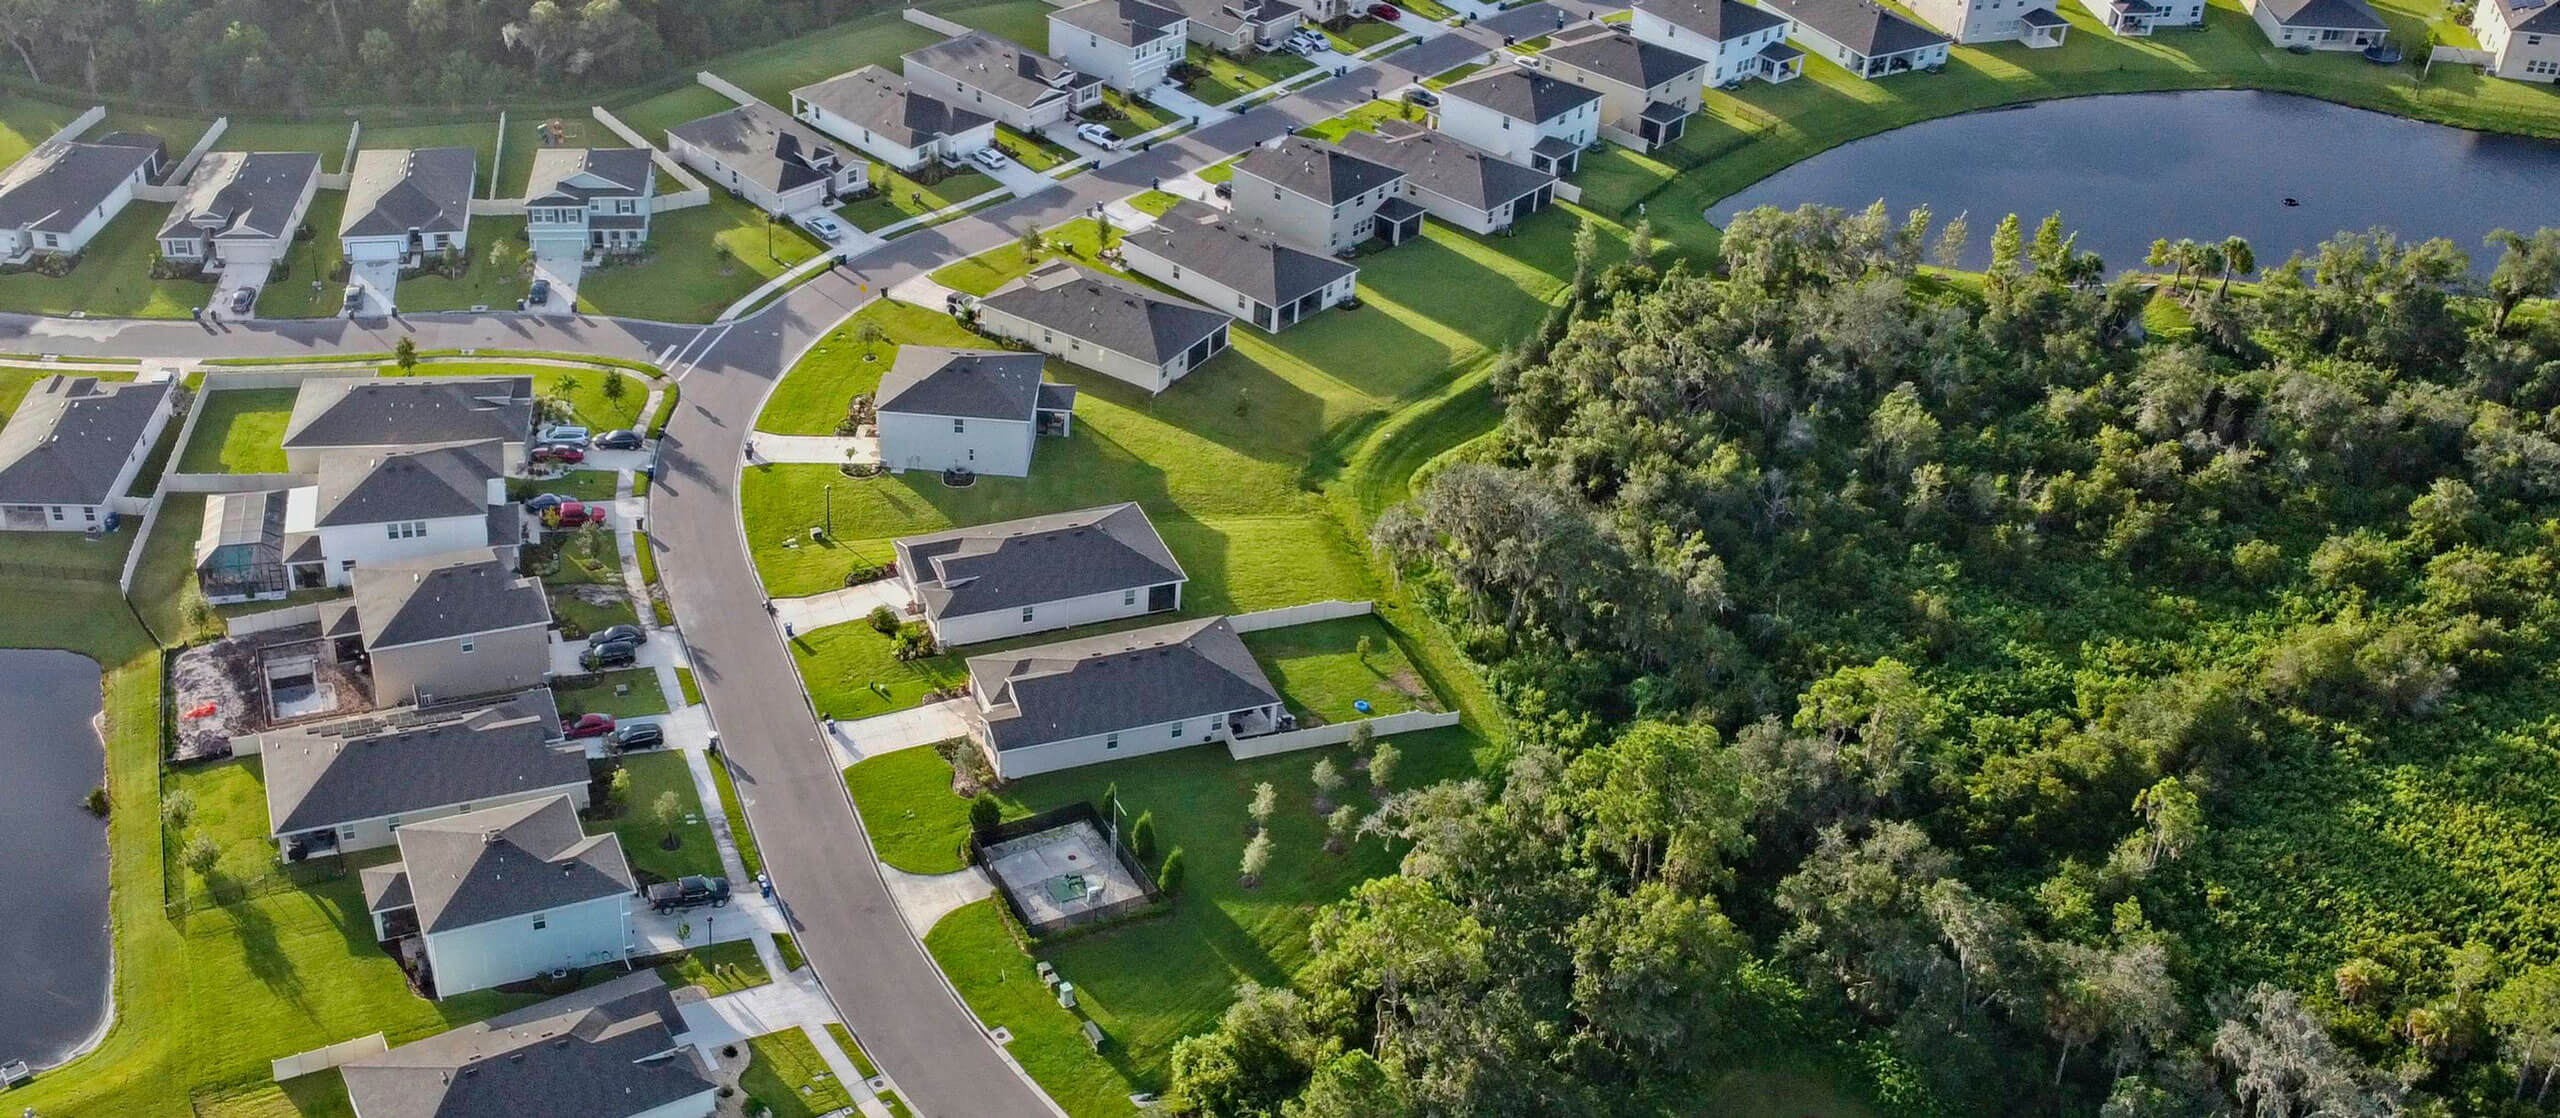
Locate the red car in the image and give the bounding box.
[563,712,616,740]
[532,444,586,464]
[547,501,605,528]
[1369,3,1400,18]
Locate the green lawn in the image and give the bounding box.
[655,938,770,996]
[254,191,351,319]
[0,519,137,578]
[741,1029,855,1118]
[844,746,975,874]
[512,469,622,503]
[535,523,623,586]
[575,193,826,322]
[0,202,212,318]
[1242,614,1439,723]
[177,388,297,474]
[994,124,1078,172]
[1126,189,1184,216]
[385,361,651,431]
[1182,44,1316,107]
[758,299,988,435]
[711,7,947,106]
[129,493,220,644]
[676,665,704,707]
[1298,99,1421,142]
[553,668,669,719]
[793,616,967,719]
[1323,18,1408,53]
[1423,60,1487,89]
[162,756,305,909]
[590,751,724,882]
[839,163,1003,232]
[1098,88,1183,140]
[825,1021,882,1079]
[393,218,534,313]
[708,752,764,877]
[944,0,1063,48]
[549,587,640,640]
[192,1074,359,1118]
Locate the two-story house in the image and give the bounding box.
[523,148,656,259]
[0,374,176,532]
[278,376,535,475]
[1119,200,1361,331]
[874,346,1076,477]
[342,147,478,271]
[1539,23,1713,149]
[323,549,554,706]
[1339,122,1557,235]
[1169,0,1305,55]
[1906,0,2072,44]
[157,151,322,276]
[1230,136,1421,252]
[1762,0,1953,78]
[2474,0,2560,77]
[1433,63,1604,176]
[196,441,521,599]
[894,502,1188,647]
[667,102,868,216]
[253,687,581,860]
[1629,0,1803,85]
[965,616,1284,778]
[904,32,1107,133]
[793,65,999,173]
[1049,0,1190,92]
[0,136,162,262]
[2242,0,2389,48]
[359,794,636,998]
[2073,0,2204,34]
[974,261,1233,393]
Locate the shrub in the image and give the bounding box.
[867,605,900,635]
[84,785,109,816]
[1129,811,1157,863]
[968,793,1002,832]
[892,623,939,661]
[160,788,196,829]
[1157,847,1186,895]
[182,832,221,876]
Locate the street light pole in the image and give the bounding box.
[823,483,833,537]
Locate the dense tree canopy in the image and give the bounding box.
[1172,204,2560,1115]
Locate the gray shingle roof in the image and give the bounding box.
[341,972,713,1118]
[1340,124,1555,214]
[341,147,477,239]
[313,440,503,527]
[896,502,1186,624]
[1762,0,1951,55]
[795,66,994,148]
[969,615,1279,751]
[0,140,157,235]
[282,376,535,451]
[1544,24,1708,88]
[2488,0,2560,31]
[1125,201,1359,306]
[258,689,583,838]
[350,548,550,649]
[1050,0,1188,44]
[389,794,633,934]
[876,347,1052,422]
[0,375,170,506]
[1633,0,1787,40]
[1164,0,1299,36]
[2253,0,2389,27]
[667,102,850,196]
[904,32,1103,113]
[982,261,1231,365]
[1440,64,1603,123]
[1235,136,1405,205]
[523,148,654,207]
[161,151,321,241]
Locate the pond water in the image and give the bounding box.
[1713,90,2560,274]
[0,649,111,1068]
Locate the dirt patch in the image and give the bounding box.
[169,623,372,761]
[556,583,632,608]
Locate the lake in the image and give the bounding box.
[1713,90,2560,274]
[0,649,111,1068]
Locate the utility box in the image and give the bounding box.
[1057,981,1077,1009]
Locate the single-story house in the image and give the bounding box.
[341,147,478,270]
[1169,0,1304,54]
[666,102,869,216]
[339,972,715,1118]
[197,441,518,600]
[965,615,1283,777]
[1538,23,1713,149]
[793,65,999,173]
[1230,135,1421,253]
[894,501,1188,647]
[974,261,1233,393]
[1432,63,1604,176]
[158,151,322,272]
[0,375,176,532]
[360,793,635,998]
[322,549,553,706]
[279,375,535,474]
[1762,0,1952,77]
[1906,0,2071,44]
[903,32,1107,133]
[1341,120,1557,236]
[0,137,162,262]
[2074,0,2204,34]
[523,147,656,258]
[250,687,580,859]
[2474,0,2560,80]
[875,346,1075,478]
[1049,0,1190,92]
[1119,200,1361,332]
[2244,0,2389,47]
[1628,0,1803,85]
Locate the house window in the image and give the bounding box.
[386,816,402,829]
[532,915,547,930]
[84,507,97,522]
[1123,588,1137,606]
[40,233,56,247]
[459,639,476,654]
[48,507,62,521]
[1170,721,1183,737]
[339,826,358,840]
[1105,732,1120,750]
[953,418,966,433]
[1022,606,1036,623]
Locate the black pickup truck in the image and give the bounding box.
[646,874,731,913]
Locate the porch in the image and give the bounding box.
[1755,41,1806,81]
[2020,7,2071,46]
[2104,0,2161,34]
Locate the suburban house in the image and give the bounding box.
[523,147,656,259]
[667,102,868,216]
[322,549,553,706]
[1230,135,1422,252]
[250,687,581,859]
[0,375,175,532]
[0,136,162,262]
[1905,0,2072,44]
[893,502,1187,646]
[2474,0,2560,80]
[1339,122,1557,236]
[1628,0,1803,85]
[963,615,1283,778]
[974,261,1233,393]
[339,972,716,1118]
[341,147,478,271]
[793,65,999,173]
[279,376,535,474]
[1433,63,1604,176]
[2073,0,2204,34]
[903,32,1106,132]
[1279,0,1352,22]
[196,441,518,599]
[359,794,636,998]
[1170,0,1305,54]
[157,150,322,272]
[2243,0,2389,48]
[1762,0,1953,78]
[1537,23,1713,150]
[1050,0,1190,92]
[875,347,1076,478]
[1119,200,1361,332]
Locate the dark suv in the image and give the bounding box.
[647,875,731,913]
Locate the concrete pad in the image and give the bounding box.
[747,432,876,466]
[977,154,1055,198]
[772,581,908,633]
[346,258,400,317]
[828,699,972,764]
[1145,82,1233,126]
[880,865,996,936]
[529,247,583,316]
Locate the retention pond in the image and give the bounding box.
[0,649,111,1069]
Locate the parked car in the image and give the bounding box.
[1404,86,1439,107]
[801,213,844,239]
[1286,29,1327,53]
[1370,3,1400,18]
[969,147,1009,172]
[610,722,665,752]
[1214,180,1234,199]
[531,443,586,465]
[649,875,731,913]
[562,712,616,739]
[586,624,646,648]
[580,640,639,670]
[522,492,570,513]
[229,287,255,314]
[547,501,605,528]
[1076,123,1121,150]
[539,424,590,445]
[591,428,645,451]
[945,291,978,316]
[528,278,551,305]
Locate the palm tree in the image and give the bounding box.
[2218,235,2254,298]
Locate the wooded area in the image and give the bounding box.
[1163,209,2560,1115]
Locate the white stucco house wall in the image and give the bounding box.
[2243,0,2389,49]
[965,615,1284,778]
[874,347,1076,478]
[1432,64,1604,176]
[158,150,321,271]
[1120,200,1362,332]
[2473,0,2560,79]
[792,65,999,173]
[360,795,636,999]
[1628,0,1804,84]
[0,137,160,261]
[1230,136,1421,254]
[0,374,175,532]
[1049,0,1190,92]
[341,147,478,269]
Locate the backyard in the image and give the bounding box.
[0,202,216,318]
[177,388,297,474]
[588,751,724,883]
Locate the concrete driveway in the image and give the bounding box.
[346,258,400,317]
[1148,82,1233,127]
[529,247,583,317]
[975,152,1057,197]
[827,699,973,766]
[773,580,908,632]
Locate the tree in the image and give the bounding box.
[2486,963,2560,1104]
[602,370,627,402]
[2485,227,2560,333]
[1347,720,1376,757]
[1283,1051,1409,1118]
[608,767,632,809]
[651,790,681,841]
[182,831,221,877]
[160,788,196,828]
[2132,777,2205,871]
[1567,720,1756,888]
[1312,757,1345,802]
[1932,212,1970,270]
[2217,235,2254,298]
[1249,781,1278,831]
[1240,831,1273,885]
[1567,883,1750,1062]
[1368,741,1399,793]
[393,335,418,374]
[1326,804,1359,853]
[1158,847,1186,895]
[2210,984,2403,1118]
[1128,810,1157,863]
[968,793,1001,831]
